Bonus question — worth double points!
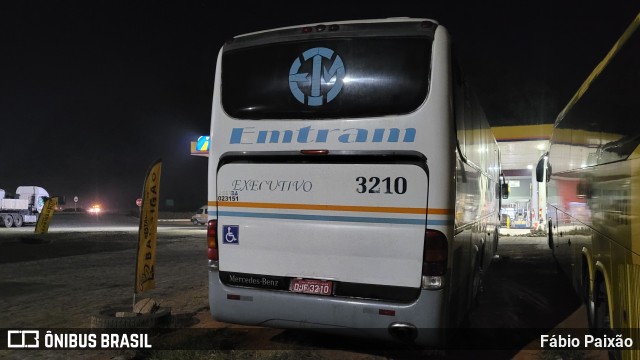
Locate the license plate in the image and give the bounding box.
[289,278,333,296]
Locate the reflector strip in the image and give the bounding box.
[217,210,426,225]
[226,294,253,301]
[210,201,452,215]
[378,309,396,316]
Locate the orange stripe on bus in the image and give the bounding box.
[208,201,452,215]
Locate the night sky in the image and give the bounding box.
[1,1,637,211]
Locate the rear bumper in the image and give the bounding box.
[208,265,447,347]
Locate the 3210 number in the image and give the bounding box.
[356,177,407,194]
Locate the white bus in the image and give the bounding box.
[207,17,507,346]
[537,13,640,359]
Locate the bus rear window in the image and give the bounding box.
[221,37,432,119]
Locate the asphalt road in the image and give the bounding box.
[0,213,597,359]
[0,211,198,233]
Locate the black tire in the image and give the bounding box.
[593,280,610,338]
[192,219,199,225]
[593,280,622,360]
[90,307,171,329]
[2,214,14,228]
[493,226,499,254]
[12,214,23,227]
[470,246,483,309]
[581,266,589,303]
[582,264,595,331]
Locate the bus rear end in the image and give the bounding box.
[208,18,454,346]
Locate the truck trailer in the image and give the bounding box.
[0,186,49,227]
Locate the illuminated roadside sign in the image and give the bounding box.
[196,136,210,151]
[190,135,210,157]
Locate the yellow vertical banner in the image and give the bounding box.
[34,197,58,235]
[135,159,162,294]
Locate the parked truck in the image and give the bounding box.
[0,186,49,227]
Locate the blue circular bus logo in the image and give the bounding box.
[289,47,345,106]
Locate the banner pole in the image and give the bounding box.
[34,196,58,235]
[133,158,162,311]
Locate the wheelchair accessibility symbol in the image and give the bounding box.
[222,225,239,244]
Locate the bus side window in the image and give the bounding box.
[452,54,466,158]
[536,154,551,183]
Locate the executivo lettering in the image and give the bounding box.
[230,126,416,144]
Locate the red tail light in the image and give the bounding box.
[207,220,218,261]
[422,229,448,276]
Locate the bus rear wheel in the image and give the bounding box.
[593,280,610,337]
[593,279,621,360]
[470,246,484,309]
[582,261,595,331]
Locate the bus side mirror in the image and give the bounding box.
[500,173,509,199]
[536,159,544,182]
[536,155,550,182]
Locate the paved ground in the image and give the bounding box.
[0,215,605,359]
